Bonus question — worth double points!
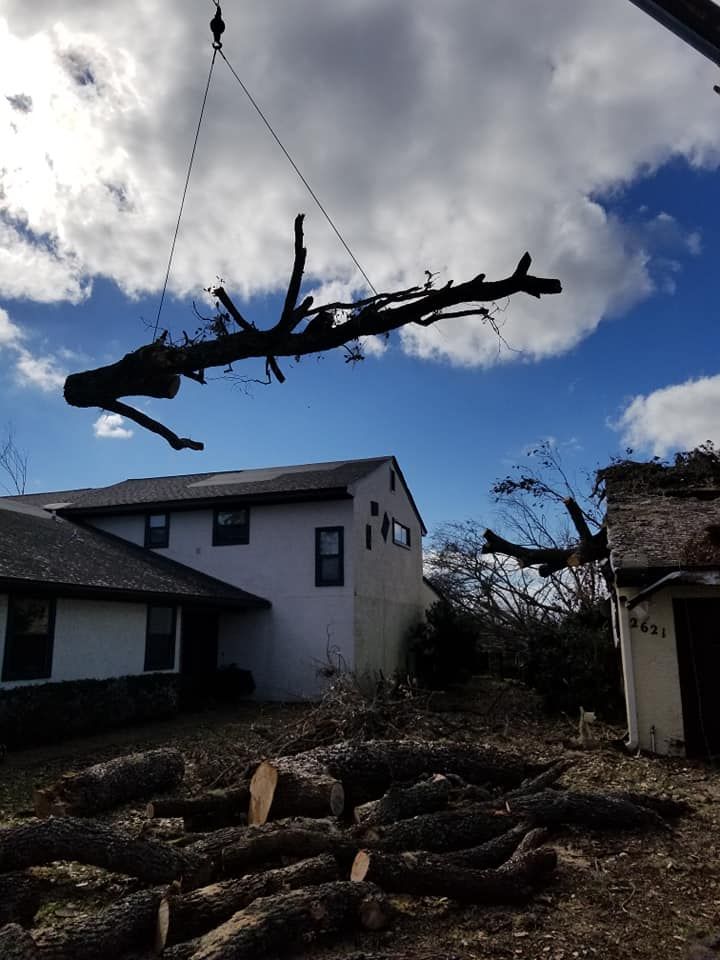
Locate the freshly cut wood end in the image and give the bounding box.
[155,897,170,953]
[248,761,279,826]
[359,893,391,931]
[350,849,371,882]
[330,781,345,817]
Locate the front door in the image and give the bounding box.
[180,607,219,705]
[673,598,720,758]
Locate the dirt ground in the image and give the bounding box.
[1,683,719,960]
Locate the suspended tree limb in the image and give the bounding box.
[482,496,609,577]
[63,216,562,450]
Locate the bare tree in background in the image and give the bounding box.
[0,424,28,495]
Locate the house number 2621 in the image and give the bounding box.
[629,618,666,637]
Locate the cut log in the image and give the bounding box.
[248,758,345,826]
[441,824,537,870]
[0,923,39,959]
[0,818,210,888]
[160,854,341,946]
[353,774,450,828]
[181,881,390,960]
[505,789,668,830]
[350,846,557,902]
[306,740,546,805]
[0,873,46,927]
[34,749,185,818]
[147,787,249,832]
[32,889,163,960]
[221,822,356,877]
[360,804,513,853]
[506,759,573,798]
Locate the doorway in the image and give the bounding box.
[673,598,720,758]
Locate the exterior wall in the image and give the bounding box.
[617,583,720,755]
[92,500,356,700]
[0,594,179,689]
[351,463,427,679]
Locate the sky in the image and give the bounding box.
[1,0,720,534]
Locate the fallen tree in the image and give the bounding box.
[62,216,561,451]
[353,774,450,828]
[34,749,185,818]
[147,786,249,832]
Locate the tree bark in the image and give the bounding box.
[441,824,541,870]
[358,804,514,853]
[32,889,164,960]
[160,854,341,946]
[34,749,185,818]
[505,789,668,830]
[221,823,357,877]
[350,846,557,903]
[0,873,46,927]
[353,775,450,828]
[0,923,40,959]
[248,758,345,825]
[147,787,249,832]
[180,881,390,960]
[303,740,546,806]
[0,818,209,888]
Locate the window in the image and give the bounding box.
[366,524,372,550]
[390,469,396,492]
[144,605,177,671]
[315,527,344,586]
[370,500,379,516]
[392,519,411,548]
[145,512,169,548]
[213,507,250,546]
[2,595,55,681]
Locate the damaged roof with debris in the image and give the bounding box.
[601,449,720,581]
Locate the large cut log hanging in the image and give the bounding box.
[32,889,164,960]
[0,818,210,888]
[249,757,345,825]
[0,923,40,960]
[0,873,46,927]
[175,881,390,960]
[148,786,249,832]
[159,854,341,947]
[34,749,185,818]
[351,846,557,903]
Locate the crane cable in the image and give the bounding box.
[154,3,377,338]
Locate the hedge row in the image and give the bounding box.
[0,673,180,749]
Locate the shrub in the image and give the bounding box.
[408,600,479,689]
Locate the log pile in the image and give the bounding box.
[0,739,688,959]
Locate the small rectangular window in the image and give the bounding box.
[2,595,55,681]
[316,526,344,586]
[366,524,372,550]
[145,605,177,671]
[370,500,379,516]
[145,512,169,548]
[392,519,411,548]
[213,507,250,546]
[390,469,396,492]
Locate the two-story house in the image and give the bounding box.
[0,456,431,699]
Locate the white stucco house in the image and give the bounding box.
[604,461,720,758]
[1,456,430,699]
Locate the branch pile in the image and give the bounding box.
[0,740,687,959]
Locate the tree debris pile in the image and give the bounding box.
[0,738,687,959]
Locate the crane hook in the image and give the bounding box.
[210,4,225,50]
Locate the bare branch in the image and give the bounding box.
[0,424,28,495]
[63,217,562,449]
[101,400,204,451]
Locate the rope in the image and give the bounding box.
[217,48,378,295]
[154,48,218,339]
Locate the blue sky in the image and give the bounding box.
[2,1,720,535]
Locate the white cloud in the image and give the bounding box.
[0,1,717,367]
[0,307,22,346]
[13,347,66,391]
[93,412,134,439]
[616,375,720,456]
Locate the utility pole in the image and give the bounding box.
[628,0,720,67]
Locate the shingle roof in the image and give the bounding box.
[0,499,269,608]
[40,457,392,513]
[604,467,720,579]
